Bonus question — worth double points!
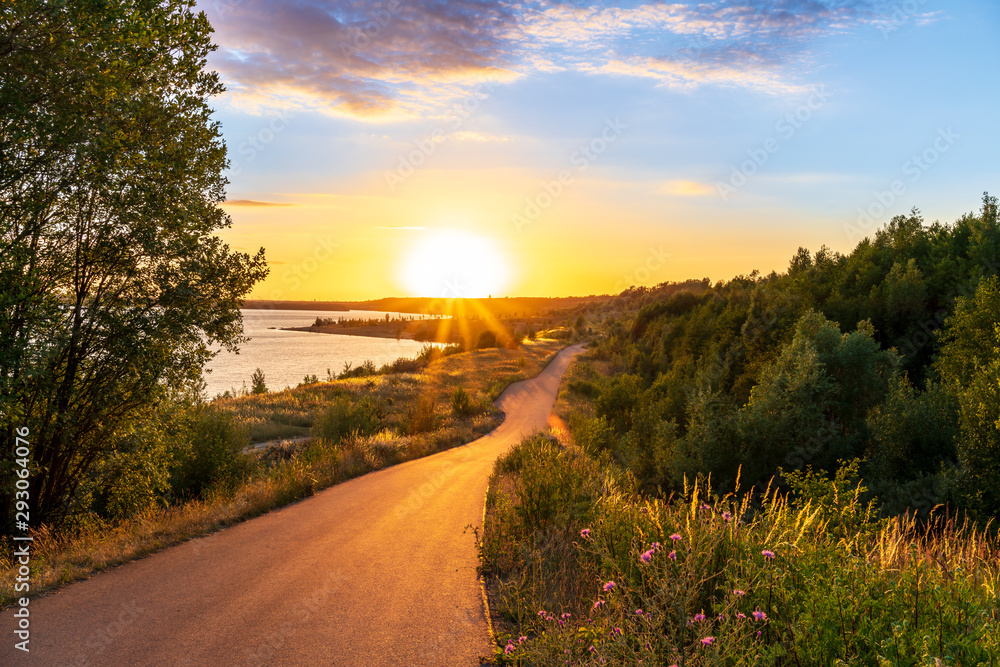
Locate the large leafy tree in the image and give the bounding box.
[1,1,267,527]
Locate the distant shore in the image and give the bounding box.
[282,324,419,340]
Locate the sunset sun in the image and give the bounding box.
[401,231,509,298]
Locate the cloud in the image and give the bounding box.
[205,0,520,118]
[224,199,297,207]
[205,1,884,116]
[373,226,426,230]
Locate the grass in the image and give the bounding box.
[478,351,1000,665]
[480,435,1000,666]
[0,338,567,607]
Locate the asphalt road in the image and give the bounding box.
[4,344,586,666]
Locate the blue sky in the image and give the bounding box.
[201,0,1000,299]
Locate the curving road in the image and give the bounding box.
[3,344,585,666]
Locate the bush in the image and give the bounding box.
[250,368,267,394]
[451,386,480,417]
[313,396,382,443]
[478,330,499,349]
[406,394,437,434]
[171,407,250,499]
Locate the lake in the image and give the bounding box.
[203,309,433,398]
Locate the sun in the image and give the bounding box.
[401,231,509,298]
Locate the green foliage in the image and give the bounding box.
[0,1,268,528]
[484,436,1000,666]
[312,397,382,444]
[250,368,268,395]
[450,386,481,417]
[170,407,250,500]
[576,194,1000,518]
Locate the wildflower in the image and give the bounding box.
[761,549,775,560]
[693,613,706,622]
[504,642,515,655]
[518,637,527,644]
[580,528,592,538]
[610,627,623,637]
[538,610,547,617]
[732,589,745,596]
[640,549,654,563]
[752,610,767,621]
[737,613,746,620]
[593,599,606,610]
[756,630,762,638]
[670,533,682,541]
[668,550,676,562]
[650,541,661,550]
[701,636,715,646]
[636,609,644,615]
[722,511,733,522]
[700,503,710,511]
[603,581,616,592]
[588,646,596,653]
[561,613,572,620]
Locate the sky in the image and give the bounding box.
[200,0,1000,300]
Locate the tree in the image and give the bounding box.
[1,1,268,528]
[250,368,268,395]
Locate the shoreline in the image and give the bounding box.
[281,325,421,341]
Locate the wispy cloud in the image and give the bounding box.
[205,1,886,117]
[224,199,297,207]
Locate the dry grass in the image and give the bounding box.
[0,338,568,607]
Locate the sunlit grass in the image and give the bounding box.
[480,436,1000,666]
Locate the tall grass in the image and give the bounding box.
[481,436,1000,666]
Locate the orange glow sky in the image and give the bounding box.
[203,1,999,300]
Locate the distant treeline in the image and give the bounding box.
[575,193,1000,521]
[246,295,608,318]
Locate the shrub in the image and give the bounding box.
[171,407,250,499]
[406,394,438,435]
[250,368,267,394]
[451,386,480,417]
[313,396,382,443]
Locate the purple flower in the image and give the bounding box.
[668,550,676,562]
[722,511,733,522]
[561,612,572,620]
[580,528,592,538]
[640,549,654,563]
[700,503,710,511]
[588,646,596,653]
[635,608,643,615]
[732,589,745,596]
[610,627,623,637]
[518,636,527,644]
[603,580,616,592]
[693,613,706,622]
[737,613,746,620]
[593,599,606,609]
[757,630,762,638]
[753,610,767,621]
[670,533,682,541]
[504,642,515,655]
[701,636,715,646]
[538,610,547,617]
[650,541,661,550]
[762,549,775,560]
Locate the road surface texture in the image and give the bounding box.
[4,344,586,666]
